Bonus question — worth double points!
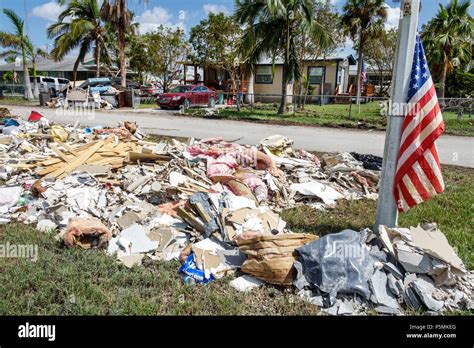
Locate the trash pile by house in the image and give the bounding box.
[0,108,472,315]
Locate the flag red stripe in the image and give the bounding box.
[406,166,430,201]
[418,149,443,193]
[394,121,445,186]
[430,145,443,173]
[398,180,417,210]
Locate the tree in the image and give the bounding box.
[48,0,109,83]
[0,9,34,100]
[362,28,397,96]
[0,37,49,98]
[189,12,242,94]
[446,70,474,98]
[145,25,188,92]
[235,0,328,115]
[295,1,341,108]
[101,0,132,88]
[128,35,149,85]
[421,0,473,99]
[341,0,387,105]
[101,15,139,80]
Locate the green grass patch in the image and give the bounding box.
[0,97,39,107]
[199,102,473,136]
[138,103,158,109]
[0,225,318,315]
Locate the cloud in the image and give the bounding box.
[384,3,401,30]
[31,1,66,22]
[203,4,230,15]
[136,6,175,33]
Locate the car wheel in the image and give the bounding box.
[182,99,190,110]
[208,97,216,108]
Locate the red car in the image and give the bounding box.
[140,85,161,97]
[156,85,217,110]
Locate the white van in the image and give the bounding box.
[30,76,70,95]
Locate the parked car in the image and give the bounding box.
[112,77,140,90]
[79,78,112,94]
[156,85,217,110]
[140,85,162,97]
[30,76,70,95]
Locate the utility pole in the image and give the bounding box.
[375,0,420,228]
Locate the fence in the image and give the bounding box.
[219,93,473,121]
[0,84,29,97]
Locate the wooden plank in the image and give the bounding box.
[126,152,171,163]
[39,158,63,166]
[56,141,79,156]
[88,156,124,166]
[36,163,63,176]
[49,144,73,163]
[47,140,108,179]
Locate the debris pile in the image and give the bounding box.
[295,224,472,315]
[0,109,471,315]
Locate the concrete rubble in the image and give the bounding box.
[0,108,472,315]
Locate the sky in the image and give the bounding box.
[0,0,472,57]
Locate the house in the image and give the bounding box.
[349,64,392,96]
[252,55,357,102]
[0,55,136,83]
[0,56,98,82]
[181,54,357,103]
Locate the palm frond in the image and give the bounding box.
[2,9,24,36]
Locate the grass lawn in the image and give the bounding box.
[172,102,473,137]
[0,162,471,315]
[0,97,39,107]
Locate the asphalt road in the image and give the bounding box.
[7,104,474,168]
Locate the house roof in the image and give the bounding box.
[256,54,357,65]
[0,55,96,72]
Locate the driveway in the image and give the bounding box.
[5,104,474,168]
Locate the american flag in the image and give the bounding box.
[394,35,445,212]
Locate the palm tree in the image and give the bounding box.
[48,0,109,84]
[101,0,132,88]
[235,0,328,115]
[341,0,387,106]
[0,37,49,98]
[101,14,139,81]
[421,0,473,99]
[0,9,34,100]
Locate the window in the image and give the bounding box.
[255,66,273,84]
[58,79,69,84]
[308,67,323,84]
[43,78,55,83]
[170,86,192,93]
[337,67,343,85]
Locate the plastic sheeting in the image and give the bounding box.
[294,229,376,306]
[350,152,383,171]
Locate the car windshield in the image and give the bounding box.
[169,86,191,93]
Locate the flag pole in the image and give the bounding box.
[375,0,420,228]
